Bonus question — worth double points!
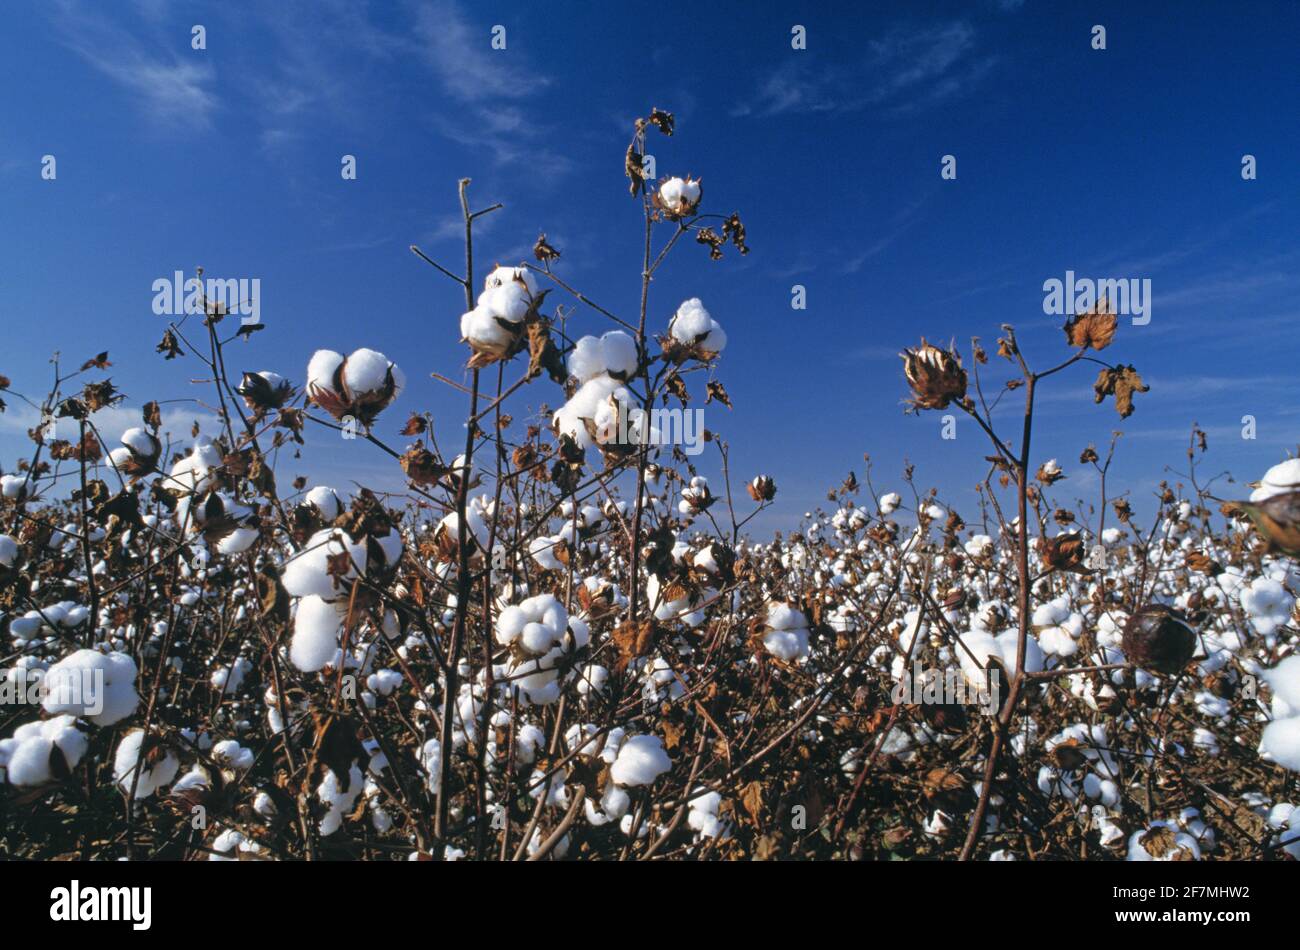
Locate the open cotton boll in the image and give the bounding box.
[306,349,345,395]
[655,176,702,217]
[210,657,252,694]
[303,486,343,521]
[120,427,159,458]
[0,715,88,787]
[212,739,255,770]
[317,764,365,836]
[484,265,537,296]
[1241,577,1295,636]
[290,596,347,672]
[1260,717,1300,771]
[1,475,32,500]
[763,601,810,661]
[1126,822,1202,861]
[609,734,671,787]
[114,729,180,799]
[342,347,402,396]
[879,492,901,514]
[42,649,139,726]
[553,375,623,449]
[478,274,534,323]
[567,335,607,383]
[599,331,638,379]
[669,298,725,355]
[281,528,367,600]
[1265,656,1300,716]
[1251,458,1300,502]
[687,790,726,838]
[461,305,514,349]
[0,535,20,569]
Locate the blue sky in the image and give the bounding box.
[1,0,1297,534]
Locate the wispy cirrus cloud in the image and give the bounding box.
[49,0,218,130]
[734,21,995,118]
[411,0,566,173]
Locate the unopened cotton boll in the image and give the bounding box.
[609,733,671,787]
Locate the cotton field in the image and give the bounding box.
[1,109,1297,863]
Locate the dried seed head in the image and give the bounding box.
[901,338,967,411]
[1122,605,1196,675]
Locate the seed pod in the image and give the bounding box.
[1122,605,1196,675]
[1224,492,1300,558]
[901,338,967,411]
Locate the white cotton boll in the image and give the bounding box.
[114,730,180,799]
[659,177,686,208]
[290,596,345,672]
[528,536,564,571]
[282,529,365,599]
[306,350,345,395]
[317,764,364,836]
[480,282,532,323]
[1126,822,1202,861]
[217,526,259,555]
[211,657,252,694]
[879,492,901,514]
[342,348,399,396]
[304,486,343,521]
[1265,656,1300,714]
[766,602,805,631]
[462,305,514,350]
[421,739,442,795]
[0,535,18,571]
[484,265,537,296]
[42,649,139,726]
[568,336,607,383]
[577,663,608,695]
[515,724,546,766]
[9,612,42,641]
[763,628,809,662]
[120,427,158,458]
[495,605,528,645]
[609,734,671,787]
[367,669,403,697]
[212,739,255,770]
[1261,717,1300,771]
[0,716,88,787]
[1251,458,1300,502]
[600,331,638,378]
[521,622,554,654]
[1241,577,1295,636]
[671,299,712,342]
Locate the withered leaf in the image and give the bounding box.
[1093,364,1149,418]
